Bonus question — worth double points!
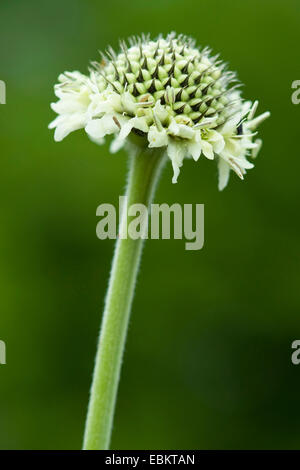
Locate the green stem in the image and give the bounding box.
[83,146,165,450]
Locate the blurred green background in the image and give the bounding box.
[0,0,300,450]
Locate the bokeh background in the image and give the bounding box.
[0,0,300,450]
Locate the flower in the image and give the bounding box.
[48,72,93,142]
[49,33,270,190]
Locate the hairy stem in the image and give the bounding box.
[83,147,165,450]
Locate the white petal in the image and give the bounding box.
[49,71,92,142]
[168,121,195,139]
[110,136,125,154]
[193,116,218,129]
[242,140,259,150]
[221,103,253,135]
[54,125,71,142]
[167,141,186,183]
[53,113,87,141]
[224,137,242,156]
[48,115,61,130]
[226,157,244,179]
[148,127,168,148]
[119,117,148,140]
[218,158,231,191]
[248,100,259,120]
[85,114,119,140]
[234,157,254,170]
[165,86,175,106]
[207,130,225,154]
[221,114,242,134]
[51,97,87,115]
[252,138,262,159]
[241,100,252,117]
[121,92,137,114]
[88,136,105,146]
[152,100,169,123]
[88,91,122,117]
[187,140,202,161]
[201,140,214,160]
[247,111,270,130]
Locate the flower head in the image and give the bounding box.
[49,33,270,190]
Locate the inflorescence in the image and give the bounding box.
[49,33,270,190]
